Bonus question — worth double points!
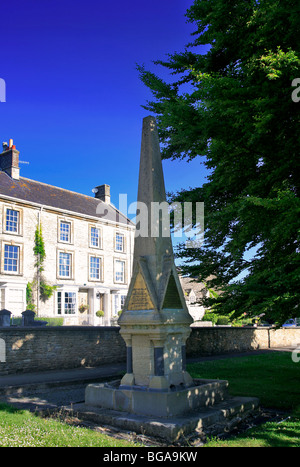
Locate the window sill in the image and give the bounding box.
[0,271,23,276]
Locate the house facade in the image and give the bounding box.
[0,139,135,325]
[179,275,209,322]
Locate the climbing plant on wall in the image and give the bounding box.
[26,224,56,314]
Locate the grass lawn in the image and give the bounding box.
[187,351,300,447]
[0,403,142,447]
[0,352,299,447]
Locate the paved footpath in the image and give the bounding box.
[0,348,293,413]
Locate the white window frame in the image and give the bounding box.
[58,217,73,244]
[57,250,73,279]
[3,205,23,236]
[60,221,71,243]
[113,294,119,316]
[1,241,23,275]
[120,294,126,309]
[89,225,102,249]
[57,290,77,315]
[89,254,103,282]
[115,232,125,252]
[114,259,126,284]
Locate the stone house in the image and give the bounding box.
[0,139,135,325]
[179,275,210,322]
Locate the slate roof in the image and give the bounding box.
[0,171,133,226]
[179,275,208,300]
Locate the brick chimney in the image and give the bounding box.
[93,184,111,204]
[0,139,20,180]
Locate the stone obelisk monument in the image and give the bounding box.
[118,115,193,391]
[83,116,259,441]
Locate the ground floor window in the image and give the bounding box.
[4,245,20,273]
[57,291,76,314]
[120,295,126,309]
[113,294,127,316]
[113,294,119,316]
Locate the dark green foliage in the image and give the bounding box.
[26,282,35,311]
[27,224,56,310]
[138,0,300,325]
[39,280,56,302]
[37,317,64,326]
[33,224,46,271]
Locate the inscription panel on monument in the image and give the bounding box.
[127,271,154,310]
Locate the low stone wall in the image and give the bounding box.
[186,326,300,356]
[0,326,126,375]
[0,326,299,376]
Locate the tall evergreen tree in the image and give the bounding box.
[138,0,300,324]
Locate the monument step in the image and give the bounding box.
[66,396,259,443]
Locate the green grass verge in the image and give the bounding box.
[188,352,300,414]
[187,351,300,447]
[0,403,142,447]
[203,418,300,447]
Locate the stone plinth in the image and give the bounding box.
[85,378,229,418]
[81,377,259,442]
[84,374,259,442]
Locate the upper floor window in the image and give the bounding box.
[60,221,71,243]
[89,255,102,281]
[90,227,100,248]
[58,251,72,278]
[115,259,125,283]
[6,209,19,233]
[115,233,124,252]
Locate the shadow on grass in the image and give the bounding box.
[0,402,25,415]
[229,418,300,447]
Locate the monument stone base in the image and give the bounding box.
[77,378,259,442]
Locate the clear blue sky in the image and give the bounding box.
[0,0,209,215]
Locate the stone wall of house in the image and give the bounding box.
[0,198,134,323]
[0,326,299,375]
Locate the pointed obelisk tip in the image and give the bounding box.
[144,115,156,122]
[143,115,157,132]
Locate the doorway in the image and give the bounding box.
[78,288,90,324]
